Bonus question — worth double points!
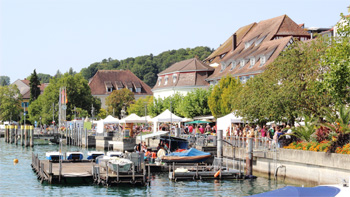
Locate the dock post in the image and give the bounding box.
[9,125,13,143]
[49,161,53,184]
[85,128,88,148]
[246,137,253,176]
[14,126,18,145]
[143,163,146,184]
[132,163,135,183]
[117,164,119,183]
[24,126,28,147]
[148,164,150,183]
[217,129,223,158]
[20,125,24,146]
[30,126,34,147]
[106,163,109,186]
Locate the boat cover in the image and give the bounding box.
[167,148,210,157]
[251,186,340,197]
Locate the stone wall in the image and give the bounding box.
[223,145,350,185]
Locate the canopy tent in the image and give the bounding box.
[119,113,145,124]
[95,115,120,133]
[140,115,153,123]
[151,109,184,133]
[217,112,245,136]
[185,120,211,125]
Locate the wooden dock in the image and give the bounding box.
[31,153,149,186]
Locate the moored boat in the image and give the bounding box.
[161,148,211,163]
[108,157,133,173]
[87,151,104,161]
[66,151,84,161]
[107,151,124,157]
[45,152,63,161]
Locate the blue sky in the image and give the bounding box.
[0,0,349,83]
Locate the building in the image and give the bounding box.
[11,79,48,113]
[152,58,214,99]
[88,70,153,108]
[205,15,311,85]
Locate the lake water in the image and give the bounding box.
[0,139,299,196]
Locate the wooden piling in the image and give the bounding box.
[30,126,34,147]
[246,137,253,176]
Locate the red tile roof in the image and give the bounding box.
[89,70,152,95]
[206,15,310,81]
[159,58,214,75]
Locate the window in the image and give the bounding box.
[220,63,226,72]
[220,53,226,59]
[158,77,162,86]
[245,42,251,49]
[173,74,177,83]
[107,87,113,92]
[21,102,29,108]
[136,87,141,93]
[249,58,255,68]
[164,76,168,85]
[240,60,245,68]
[129,87,133,92]
[260,56,266,66]
[230,61,236,70]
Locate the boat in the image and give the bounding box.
[45,152,63,161]
[108,157,133,173]
[251,185,349,196]
[161,148,211,163]
[107,151,124,157]
[66,151,84,161]
[87,151,104,161]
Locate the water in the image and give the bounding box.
[0,139,297,196]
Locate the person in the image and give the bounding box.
[142,142,147,153]
[226,126,231,139]
[212,125,217,133]
[205,123,211,132]
[157,142,163,151]
[189,124,194,134]
[261,125,267,138]
[195,125,201,135]
[199,125,204,134]
[285,125,292,139]
[184,125,189,134]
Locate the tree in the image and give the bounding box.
[29,69,41,103]
[127,96,153,117]
[97,108,107,119]
[0,76,10,86]
[0,85,22,121]
[322,12,350,105]
[177,88,212,118]
[208,75,241,118]
[105,88,135,118]
[28,73,100,124]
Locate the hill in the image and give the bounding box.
[80,46,213,87]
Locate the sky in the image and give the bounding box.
[0,0,349,83]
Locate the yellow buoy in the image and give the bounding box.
[13,159,19,165]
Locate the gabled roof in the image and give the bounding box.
[89,70,152,95]
[205,23,256,63]
[206,15,310,81]
[159,58,214,75]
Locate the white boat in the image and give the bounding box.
[66,151,84,161]
[87,151,104,160]
[107,151,124,157]
[45,152,63,161]
[108,157,133,173]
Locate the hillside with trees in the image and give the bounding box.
[80,46,213,87]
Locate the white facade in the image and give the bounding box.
[152,85,209,99]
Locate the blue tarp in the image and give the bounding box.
[251,186,340,197]
[168,148,210,157]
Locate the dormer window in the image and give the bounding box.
[164,76,168,85]
[240,60,245,69]
[135,87,141,93]
[249,58,255,68]
[158,77,162,86]
[172,74,177,83]
[230,61,236,70]
[260,56,266,66]
[220,53,226,59]
[107,87,113,92]
[220,63,226,72]
[245,42,251,49]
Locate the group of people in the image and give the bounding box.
[184,123,216,135]
[225,124,293,148]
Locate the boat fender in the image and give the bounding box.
[214,170,221,178]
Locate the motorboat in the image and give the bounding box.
[107,151,124,157]
[161,148,211,163]
[66,151,84,161]
[108,157,133,173]
[45,152,63,161]
[87,151,104,161]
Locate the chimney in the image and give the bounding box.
[232,33,237,51]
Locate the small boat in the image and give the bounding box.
[45,152,63,161]
[107,151,124,157]
[108,157,133,173]
[87,151,104,161]
[66,152,84,161]
[161,148,211,163]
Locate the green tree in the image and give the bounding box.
[97,108,107,119]
[105,88,135,118]
[177,88,212,118]
[0,85,22,121]
[28,73,100,124]
[29,69,41,103]
[0,76,10,86]
[208,75,241,118]
[127,96,153,117]
[322,12,350,105]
